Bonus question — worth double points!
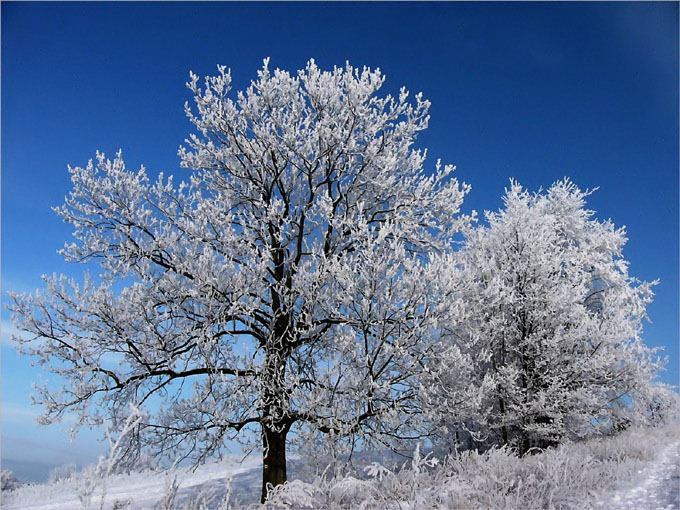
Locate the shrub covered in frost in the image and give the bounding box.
[48,463,78,484]
[262,423,679,509]
[1,470,22,492]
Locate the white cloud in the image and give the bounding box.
[1,319,27,347]
[1,401,40,424]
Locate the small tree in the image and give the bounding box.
[1,470,22,492]
[10,59,471,501]
[635,383,680,427]
[430,179,661,453]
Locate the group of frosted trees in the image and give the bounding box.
[10,60,671,502]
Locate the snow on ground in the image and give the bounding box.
[4,435,680,509]
[1,455,263,510]
[598,441,680,510]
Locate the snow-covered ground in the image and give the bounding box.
[1,455,263,509]
[3,426,679,509]
[600,440,680,510]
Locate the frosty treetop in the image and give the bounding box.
[10,59,471,500]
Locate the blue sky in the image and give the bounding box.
[2,2,678,477]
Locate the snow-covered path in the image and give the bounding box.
[603,441,680,510]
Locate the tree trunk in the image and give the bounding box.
[260,424,289,503]
[498,396,509,446]
[518,432,530,456]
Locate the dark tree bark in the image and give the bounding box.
[261,424,289,503]
[259,336,292,503]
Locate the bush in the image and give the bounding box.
[262,423,679,509]
[48,463,78,484]
[1,470,22,492]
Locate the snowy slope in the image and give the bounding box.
[3,429,680,510]
[2,455,262,510]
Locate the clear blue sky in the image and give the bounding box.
[2,2,678,479]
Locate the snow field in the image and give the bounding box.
[4,423,678,509]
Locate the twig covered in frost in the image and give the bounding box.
[155,473,180,510]
[98,405,145,509]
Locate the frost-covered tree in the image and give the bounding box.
[9,59,471,500]
[1,470,22,492]
[430,179,661,453]
[634,383,680,428]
